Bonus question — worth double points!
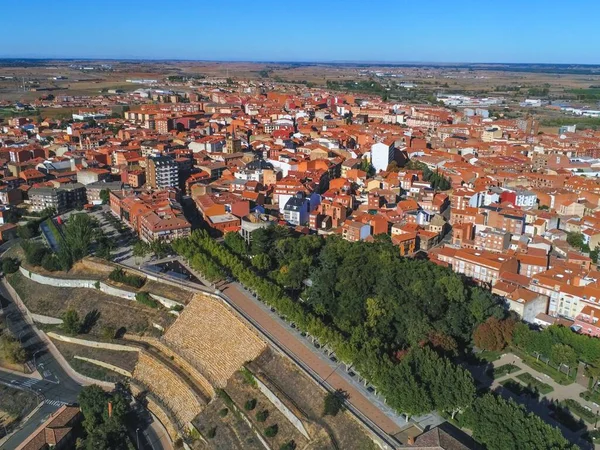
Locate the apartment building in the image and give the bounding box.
[436,247,518,285]
[146,155,179,189]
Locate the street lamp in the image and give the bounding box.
[136,428,140,449]
[17,330,25,344]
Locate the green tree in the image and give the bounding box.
[551,343,577,368]
[132,241,150,260]
[1,258,19,274]
[224,232,248,255]
[322,389,346,417]
[64,213,95,261]
[0,332,27,364]
[99,189,110,205]
[62,309,81,335]
[251,253,272,272]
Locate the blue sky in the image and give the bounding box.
[2,0,599,63]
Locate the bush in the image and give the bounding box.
[206,427,217,439]
[280,440,296,450]
[244,398,257,411]
[23,242,48,266]
[323,389,346,417]
[41,253,61,272]
[62,309,81,336]
[264,424,278,438]
[100,326,116,340]
[135,292,159,308]
[0,332,27,364]
[170,304,184,312]
[256,409,269,422]
[1,258,19,274]
[109,268,145,288]
[219,408,229,417]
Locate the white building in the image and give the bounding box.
[371,142,394,173]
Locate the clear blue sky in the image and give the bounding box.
[2,0,599,63]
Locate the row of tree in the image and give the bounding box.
[172,230,573,448]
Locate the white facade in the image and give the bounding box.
[371,142,394,173]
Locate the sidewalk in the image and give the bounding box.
[469,352,598,448]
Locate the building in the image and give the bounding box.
[501,286,549,323]
[16,405,82,450]
[85,181,124,205]
[436,247,519,286]
[146,155,179,189]
[240,213,278,243]
[341,220,371,242]
[225,136,242,154]
[371,142,394,173]
[283,192,312,226]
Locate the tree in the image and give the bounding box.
[99,189,110,205]
[1,258,19,274]
[264,424,278,438]
[224,232,248,255]
[251,253,272,272]
[473,317,515,351]
[64,213,95,261]
[551,343,577,368]
[322,389,346,417]
[78,385,108,433]
[0,332,27,364]
[62,309,81,335]
[464,393,574,450]
[567,232,587,251]
[132,241,150,261]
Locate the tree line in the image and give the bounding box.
[173,228,574,448]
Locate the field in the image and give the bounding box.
[0,385,39,434]
[249,348,378,450]
[51,337,138,380]
[7,270,173,336]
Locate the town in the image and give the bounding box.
[1,58,600,450]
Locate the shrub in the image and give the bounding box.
[135,292,158,308]
[170,304,184,312]
[41,253,61,272]
[219,408,229,418]
[101,326,116,340]
[244,398,257,411]
[323,389,346,417]
[62,309,81,336]
[109,267,145,288]
[256,409,269,422]
[1,258,19,274]
[206,427,217,439]
[264,424,278,438]
[280,440,297,450]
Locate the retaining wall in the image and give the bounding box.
[47,332,139,352]
[18,266,184,309]
[31,313,63,325]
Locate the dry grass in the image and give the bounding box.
[249,349,378,450]
[0,385,38,427]
[7,270,173,336]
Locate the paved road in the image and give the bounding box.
[0,277,166,450]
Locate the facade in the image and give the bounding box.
[240,213,278,243]
[436,247,519,286]
[371,142,394,173]
[146,155,179,189]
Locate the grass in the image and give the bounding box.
[488,364,519,379]
[476,350,502,363]
[511,347,574,385]
[516,372,554,395]
[580,389,600,405]
[563,399,598,424]
[0,385,39,422]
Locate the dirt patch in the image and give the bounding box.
[144,280,194,305]
[0,384,39,430]
[249,349,378,450]
[51,337,138,373]
[7,271,173,336]
[224,370,309,450]
[190,396,263,450]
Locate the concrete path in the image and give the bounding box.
[468,352,599,449]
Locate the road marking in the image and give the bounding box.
[45,399,67,407]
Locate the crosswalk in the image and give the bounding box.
[45,399,68,407]
[16,378,38,388]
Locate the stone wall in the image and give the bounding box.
[18,266,185,309]
[31,313,63,325]
[47,332,139,352]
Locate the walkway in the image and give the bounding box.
[469,352,598,449]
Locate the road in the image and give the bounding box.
[0,279,166,450]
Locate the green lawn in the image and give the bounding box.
[500,379,538,398]
[477,350,502,363]
[580,389,600,404]
[516,372,554,395]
